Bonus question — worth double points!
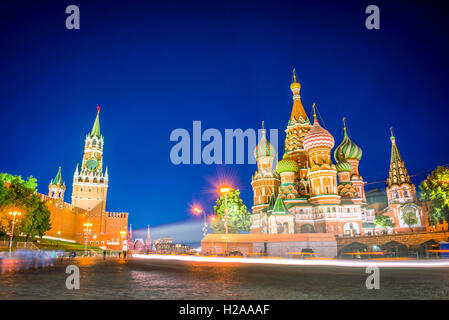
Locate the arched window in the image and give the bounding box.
[276,223,283,234]
[283,222,289,234]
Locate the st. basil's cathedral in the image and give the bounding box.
[250,70,426,236]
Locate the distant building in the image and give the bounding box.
[154,237,173,253]
[131,225,153,254]
[145,225,152,253]
[134,239,145,252]
[154,237,193,254]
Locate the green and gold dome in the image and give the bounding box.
[334,119,362,162]
[276,154,298,174]
[336,160,353,173]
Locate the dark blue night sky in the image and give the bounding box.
[1,0,448,231]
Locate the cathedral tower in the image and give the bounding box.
[251,122,280,214]
[334,118,365,203]
[48,166,65,202]
[386,129,416,204]
[284,69,312,196]
[303,104,340,204]
[385,128,423,230]
[72,106,109,212]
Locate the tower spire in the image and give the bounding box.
[390,126,396,144]
[388,130,411,187]
[343,117,347,135]
[312,103,317,122]
[52,166,63,185]
[289,68,308,123]
[90,106,101,138]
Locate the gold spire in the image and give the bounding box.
[312,103,317,121]
[290,68,301,90]
[343,117,347,135]
[390,126,396,144]
[289,68,308,123]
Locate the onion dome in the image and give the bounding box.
[336,160,353,173]
[334,118,362,162]
[254,121,275,159]
[303,104,335,152]
[276,153,298,174]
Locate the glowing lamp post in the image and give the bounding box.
[83,220,92,256]
[193,206,208,238]
[8,211,22,257]
[219,187,231,235]
[120,230,127,252]
[219,187,232,256]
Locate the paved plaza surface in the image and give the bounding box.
[1,257,449,299]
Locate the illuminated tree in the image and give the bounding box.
[419,166,449,225]
[401,210,418,232]
[0,174,51,240]
[374,214,395,234]
[212,189,251,233]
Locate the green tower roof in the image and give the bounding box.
[388,130,412,188]
[267,194,276,211]
[90,106,101,138]
[272,194,289,215]
[51,167,63,186]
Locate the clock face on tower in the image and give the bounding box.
[86,158,99,171]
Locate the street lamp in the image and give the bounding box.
[193,206,208,238]
[83,220,92,256]
[8,211,22,257]
[219,187,232,256]
[119,230,128,258]
[219,187,231,235]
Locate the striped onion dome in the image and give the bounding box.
[336,160,353,173]
[334,131,362,162]
[254,129,275,159]
[276,154,298,174]
[303,117,335,152]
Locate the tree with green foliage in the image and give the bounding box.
[419,166,449,225]
[401,209,418,232]
[0,173,51,240]
[212,189,251,234]
[374,214,395,234]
